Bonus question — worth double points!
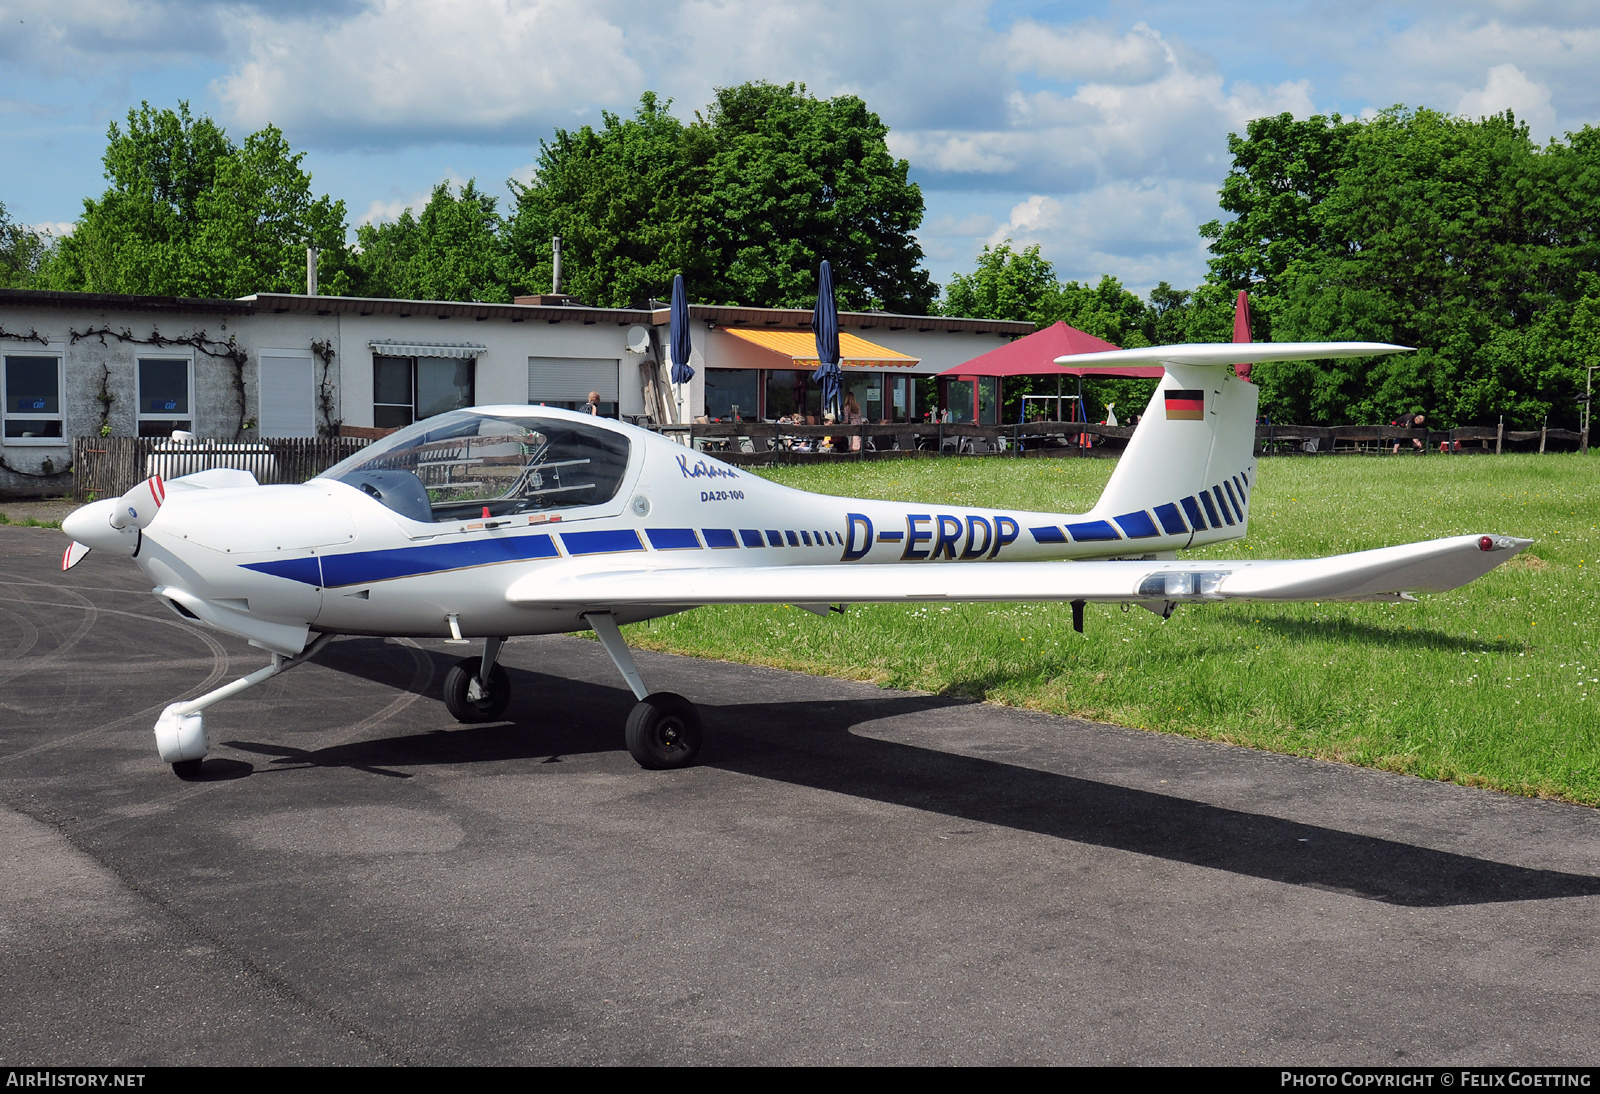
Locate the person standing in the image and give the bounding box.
[585,391,601,416]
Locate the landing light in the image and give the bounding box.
[1136,571,1229,598]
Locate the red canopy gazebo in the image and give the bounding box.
[938,321,1164,423]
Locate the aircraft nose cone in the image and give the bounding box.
[62,500,140,554]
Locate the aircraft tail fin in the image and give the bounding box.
[1062,342,1410,547]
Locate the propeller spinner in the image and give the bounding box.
[61,476,165,570]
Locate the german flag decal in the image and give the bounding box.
[1165,389,1205,420]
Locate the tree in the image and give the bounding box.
[0,200,51,288]
[940,241,1059,325]
[356,181,508,301]
[1199,112,1359,340]
[505,84,936,312]
[939,244,1172,420]
[49,102,352,298]
[503,92,708,307]
[698,82,934,312]
[1262,108,1591,425]
[1198,106,1600,426]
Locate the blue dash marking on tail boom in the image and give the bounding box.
[1154,503,1189,536]
[1113,511,1160,538]
[1066,520,1122,542]
[646,528,702,550]
[1211,487,1236,525]
[1029,526,1067,544]
[702,528,739,549]
[561,529,645,556]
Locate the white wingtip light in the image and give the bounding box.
[107,476,166,531]
[61,541,92,571]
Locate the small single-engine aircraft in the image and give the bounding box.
[61,341,1529,777]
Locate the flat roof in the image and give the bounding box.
[246,293,646,325]
[0,288,255,316]
[1,289,1035,337]
[654,303,1032,337]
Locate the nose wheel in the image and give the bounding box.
[624,692,703,769]
[443,652,512,723]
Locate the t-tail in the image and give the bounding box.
[1061,342,1411,550]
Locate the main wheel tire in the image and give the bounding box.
[171,759,204,779]
[443,657,512,723]
[624,692,703,770]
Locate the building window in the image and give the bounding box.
[374,355,476,429]
[137,356,193,438]
[258,349,316,438]
[527,356,620,419]
[844,373,883,422]
[3,351,65,443]
[705,369,761,420]
[886,375,916,423]
[978,376,999,425]
[765,369,822,422]
[945,378,975,424]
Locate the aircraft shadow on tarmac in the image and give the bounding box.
[221,641,1600,912]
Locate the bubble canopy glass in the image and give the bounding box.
[320,410,633,523]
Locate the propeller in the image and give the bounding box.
[61,476,165,570]
[109,475,165,530]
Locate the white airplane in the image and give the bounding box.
[61,341,1529,778]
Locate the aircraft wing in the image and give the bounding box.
[505,534,1530,609]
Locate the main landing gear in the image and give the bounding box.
[440,618,703,770]
[586,612,703,770]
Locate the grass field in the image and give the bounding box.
[622,452,1600,805]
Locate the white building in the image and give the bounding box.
[0,287,1031,495]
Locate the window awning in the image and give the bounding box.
[369,340,486,359]
[717,328,920,368]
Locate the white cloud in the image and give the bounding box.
[1457,62,1556,133]
[27,220,76,237]
[355,171,477,226]
[1001,19,1169,85]
[973,181,1220,293]
[900,26,1313,195]
[215,0,646,147]
[1352,15,1600,139]
[357,196,419,228]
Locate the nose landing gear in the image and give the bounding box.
[444,637,512,723]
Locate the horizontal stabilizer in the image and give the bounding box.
[505,534,1529,609]
[1055,342,1410,369]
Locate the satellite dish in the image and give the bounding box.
[626,326,651,354]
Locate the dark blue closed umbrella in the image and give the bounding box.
[812,260,841,417]
[669,274,694,386]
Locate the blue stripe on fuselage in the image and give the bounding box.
[241,556,323,586]
[315,533,561,587]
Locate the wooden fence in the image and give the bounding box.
[72,436,370,500]
[67,418,1588,497]
[660,419,1590,465]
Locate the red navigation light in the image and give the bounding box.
[1479,536,1494,551]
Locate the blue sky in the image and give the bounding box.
[3,1,1596,297]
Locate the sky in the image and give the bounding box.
[2,0,1597,298]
